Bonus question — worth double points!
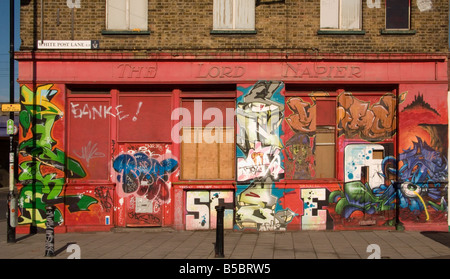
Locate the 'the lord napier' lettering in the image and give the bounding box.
[116,63,158,78]
[196,63,246,78]
[282,63,362,79]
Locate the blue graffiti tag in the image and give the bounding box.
[113,152,178,199]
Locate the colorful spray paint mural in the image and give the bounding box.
[18,84,98,229]
[284,96,315,179]
[283,92,335,179]
[113,143,178,226]
[235,81,297,231]
[185,190,234,230]
[337,91,398,142]
[236,81,285,182]
[329,90,448,229]
[16,83,447,232]
[396,91,448,225]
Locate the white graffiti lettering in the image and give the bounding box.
[70,103,140,121]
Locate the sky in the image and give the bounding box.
[0,0,20,103]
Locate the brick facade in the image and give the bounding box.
[20,0,449,54]
[15,1,450,233]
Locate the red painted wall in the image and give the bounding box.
[16,55,448,232]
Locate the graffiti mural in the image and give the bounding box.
[344,144,387,186]
[301,188,333,230]
[18,84,97,228]
[283,95,319,179]
[235,182,296,231]
[236,81,285,182]
[235,81,296,231]
[185,190,234,230]
[282,92,336,229]
[113,143,178,226]
[397,137,448,221]
[398,91,448,224]
[236,81,285,183]
[113,144,178,199]
[329,91,448,228]
[337,91,398,142]
[237,141,283,181]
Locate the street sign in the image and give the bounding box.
[37,40,100,50]
[6,119,14,135]
[1,104,20,112]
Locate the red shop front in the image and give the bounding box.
[15,53,449,233]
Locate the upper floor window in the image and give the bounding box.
[385,0,410,30]
[213,0,255,31]
[320,0,362,30]
[106,0,148,31]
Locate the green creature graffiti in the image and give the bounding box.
[18,84,97,228]
[330,181,395,219]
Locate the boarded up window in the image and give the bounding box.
[386,0,410,29]
[315,99,336,178]
[181,99,235,180]
[284,96,336,180]
[68,98,110,181]
[213,0,255,30]
[118,95,172,142]
[320,0,361,30]
[106,0,148,31]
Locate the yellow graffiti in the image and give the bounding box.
[19,190,47,228]
[413,191,429,221]
[21,84,62,116]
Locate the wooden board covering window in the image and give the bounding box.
[181,127,235,180]
[315,127,335,178]
[315,98,336,179]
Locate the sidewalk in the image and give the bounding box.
[0,220,449,260]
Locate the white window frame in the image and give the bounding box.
[320,0,362,30]
[213,0,255,31]
[106,0,148,31]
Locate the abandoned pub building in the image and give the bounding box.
[15,0,449,233]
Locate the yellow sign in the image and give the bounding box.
[1,104,21,112]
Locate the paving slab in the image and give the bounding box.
[1,220,449,260]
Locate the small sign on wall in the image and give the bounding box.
[37,40,99,49]
[135,197,153,214]
[1,104,21,112]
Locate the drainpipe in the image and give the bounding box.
[6,0,16,243]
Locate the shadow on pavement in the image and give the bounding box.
[420,231,450,248]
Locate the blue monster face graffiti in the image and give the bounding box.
[399,137,447,185]
[398,137,447,212]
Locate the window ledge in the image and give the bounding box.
[380,29,417,35]
[101,30,151,35]
[210,29,257,35]
[317,29,366,35]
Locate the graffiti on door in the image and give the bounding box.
[113,143,179,226]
